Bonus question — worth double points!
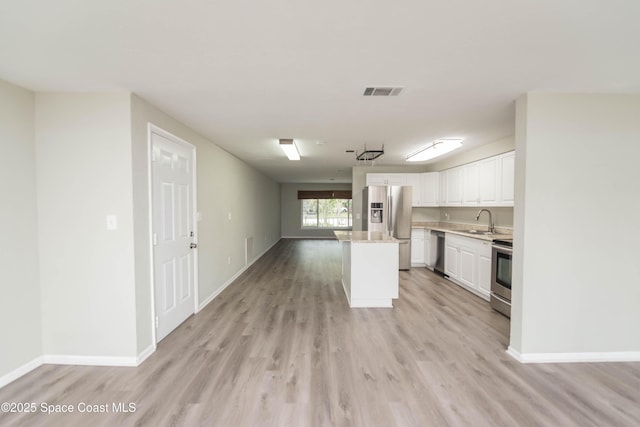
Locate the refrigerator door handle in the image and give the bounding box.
[388,191,392,235]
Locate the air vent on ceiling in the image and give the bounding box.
[363,87,403,96]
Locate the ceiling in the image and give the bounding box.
[2,1,639,183]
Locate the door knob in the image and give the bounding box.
[190,243,197,249]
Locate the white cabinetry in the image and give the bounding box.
[477,244,492,296]
[462,162,479,205]
[405,174,422,206]
[366,174,388,186]
[499,152,515,204]
[444,233,492,300]
[420,173,440,206]
[367,173,439,207]
[478,156,499,205]
[440,151,514,207]
[411,228,425,266]
[410,228,432,267]
[364,151,513,208]
[444,239,459,278]
[339,240,399,308]
[443,167,463,206]
[407,173,440,207]
[366,173,407,186]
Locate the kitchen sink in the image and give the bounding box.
[459,229,494,235]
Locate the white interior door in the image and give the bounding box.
[151,130,197,342]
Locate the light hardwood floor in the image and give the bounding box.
[1,239,639,426]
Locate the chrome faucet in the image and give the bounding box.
[475,209,495,233]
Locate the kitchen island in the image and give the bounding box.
[334,231,399,308]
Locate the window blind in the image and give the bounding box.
[297,190,352,200]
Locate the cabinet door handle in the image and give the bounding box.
[190,243,198,249]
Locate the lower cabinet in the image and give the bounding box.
[411,228,434,269]
[411,228,425,266]
[477,244,492,296]
[444,233,492,300]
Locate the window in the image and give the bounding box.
[298,190,353,229]
[302,199,352,228]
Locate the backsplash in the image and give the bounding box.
[412,206,514,228]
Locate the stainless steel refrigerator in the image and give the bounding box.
[362,185,412,270]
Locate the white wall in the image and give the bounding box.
[35,93,138,358]
[130,95,281,353]
[411,207,440,222]
[1,89,282,383]
[0,79,42,381]
[281,183,352,238]
[511,93,640,358]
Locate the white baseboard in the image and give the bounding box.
[42,354,138,367]
[1,349,150,389]
[507,346,640,363]
[136,344,155,365]
[350,299,394,308]
[197,239,280,312]
[0,356,44,389]
[341,279,351,307]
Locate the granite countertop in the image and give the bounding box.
[412,221,513,241]
[333,230,399,243]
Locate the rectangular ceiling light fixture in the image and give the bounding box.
[406,138,464,162]
[279,138,300,160]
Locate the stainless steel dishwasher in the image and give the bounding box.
[432,231,445,275]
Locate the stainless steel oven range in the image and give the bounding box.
[491,239,512,318]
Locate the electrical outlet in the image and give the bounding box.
[227,256,231,265]
[228,212,232,221]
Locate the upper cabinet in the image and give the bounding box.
[365,173,407,186]
[499,152,515,204]
[441,151,514,207]
[478,156,499,205]
[420,172,439,206]
[406,173,440,207]
[404,174,421,205]
[364,150,514,208]
[462,162,479,205]
[443,167,463,206]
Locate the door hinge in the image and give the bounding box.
[155,316,159,329]
[153,233,158,246]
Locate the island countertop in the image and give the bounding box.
[333,230,399,243]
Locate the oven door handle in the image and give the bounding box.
[492,245,513,254]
